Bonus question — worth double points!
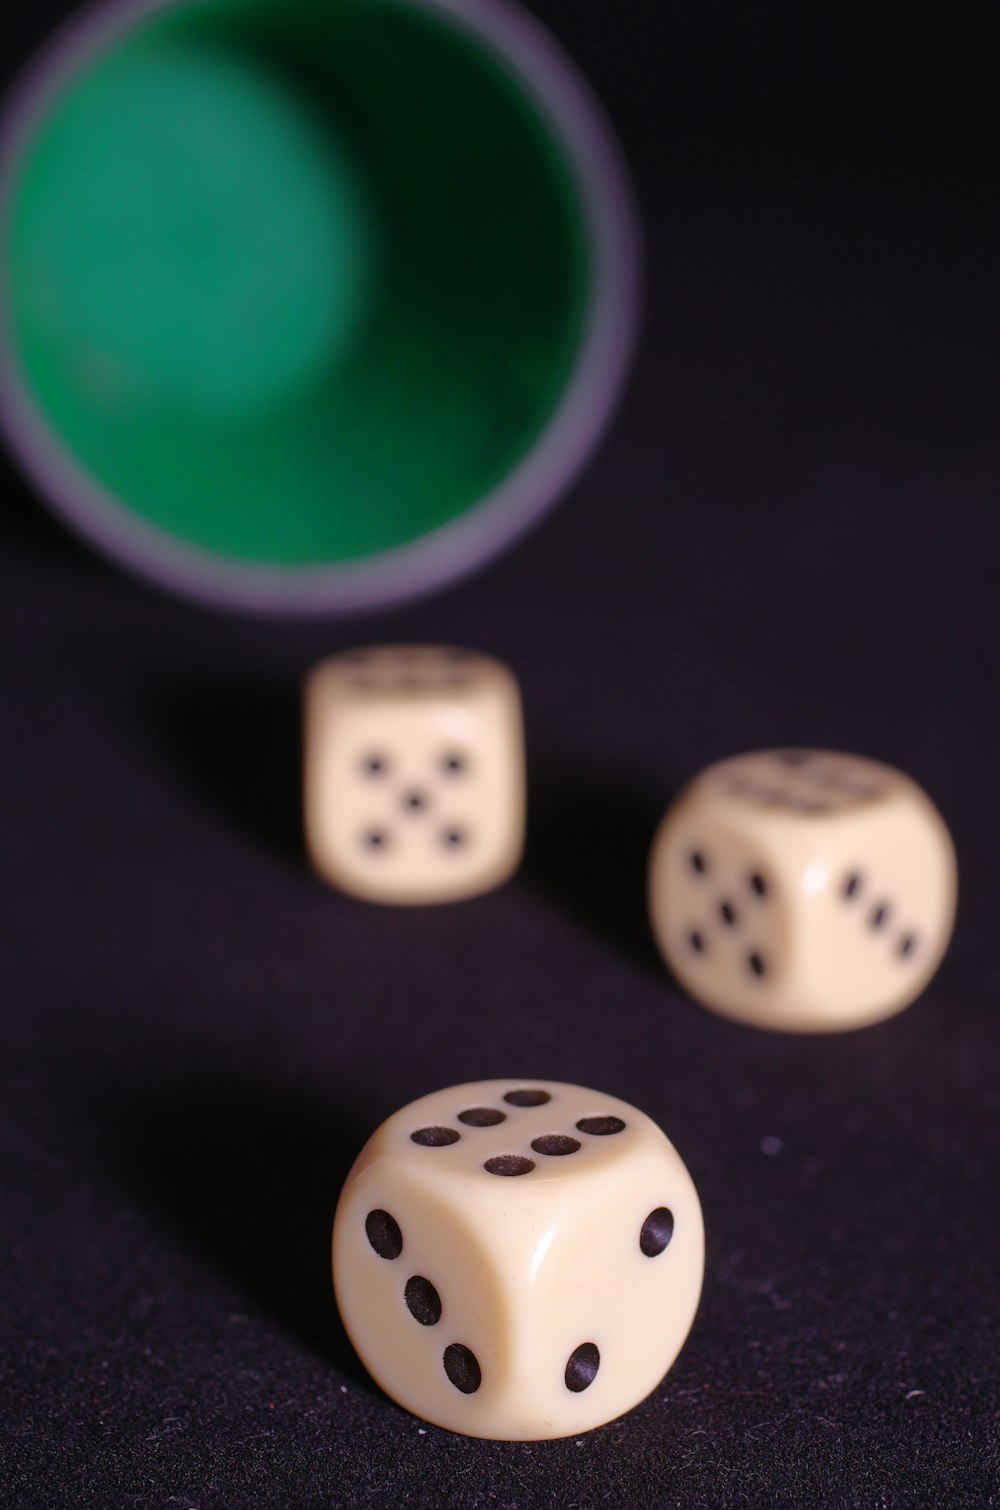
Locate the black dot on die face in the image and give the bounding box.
[361,754,389,777]
[441,828,467,849]
[363,829,389,852]
[640,1207,675,1257]
[441,752,467,776]
[749,872,768,898]
[411,1126,460,1147]
[457,1107,506,1127]
[530,1134,581,1157]
[402,790,427,814]
[576,1115,626,1137]
[747,952,766,978]
[689,851,708,876]
[792,799,830,815]
[719,901,737,926]
[365,1209,402,1260]
[503,1088,550,1107]
[898,933,918,959]
[870,903,891,930]
[484,1154,535,1177]
[443,1343,481,1394]
[404,1275,442,1326]
[689,930,706,954]
[565,1342,600,1393]
[842,871,863,901]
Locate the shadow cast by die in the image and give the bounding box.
[118,1079,375,1386]
[522,769,669,976]
[153,680,304,864]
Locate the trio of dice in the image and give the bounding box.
[306,644,957,1439]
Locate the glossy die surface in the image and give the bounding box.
[649,749,957,1032]
[332,1080,704,1440]
[304,646,524,903]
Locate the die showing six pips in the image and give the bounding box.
[332,1080,704,1440]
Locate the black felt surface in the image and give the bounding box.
[3,3,1000,1505]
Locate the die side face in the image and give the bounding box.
[304,647,525,903]
[650,750,956,1031]
[334,1169,513,1428]
[798,799,956,1022]
[332,1080,704,1440]
[649,818,794,1024]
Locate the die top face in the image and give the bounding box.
[358,1079,663,1189]
[304,646,524,903]
[650,749,957,1031]
[313,644,492,701]
[333,1080,704,1440]
[699,748,899,820]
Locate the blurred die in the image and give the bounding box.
[648,749,957,1032]
[304,646,525,903]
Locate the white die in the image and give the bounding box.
[304,646,525,903]
[332,1080,704,1440]
[648,749,957,1032]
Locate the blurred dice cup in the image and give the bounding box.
[0,0,639,615]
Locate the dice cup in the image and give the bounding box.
[0,0,638,615]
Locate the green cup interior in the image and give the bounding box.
[5,0,590,566]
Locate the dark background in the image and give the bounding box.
[2,2,999,1505]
